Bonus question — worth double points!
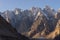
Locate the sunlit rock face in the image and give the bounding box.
[0,6,60,39]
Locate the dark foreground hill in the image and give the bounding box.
[0,15,30,40]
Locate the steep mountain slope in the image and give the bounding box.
[43,5,56,18]
[17,10,33,32]
[46,20,60,39]
[0,15,30,40]
[27,9,48,37]
[0,10,16,28]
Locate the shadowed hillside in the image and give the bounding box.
[0,15,30,40]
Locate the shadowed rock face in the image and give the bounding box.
[54,35,60,40]
[0,15,30,40]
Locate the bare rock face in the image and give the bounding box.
[0,6,60,39]
[27,10,48,37]
[46,18,59,39]
[15,10,33,33]
[55,9,60,23]
[57,9,60,19]
[26,8,57,38]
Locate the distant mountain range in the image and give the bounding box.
[0,5,60,39]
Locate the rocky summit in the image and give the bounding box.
[0,5,60,40]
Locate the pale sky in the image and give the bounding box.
[0,0,60,12]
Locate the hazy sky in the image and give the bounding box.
[0,0,60,11]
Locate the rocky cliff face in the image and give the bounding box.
[0,6,60,39]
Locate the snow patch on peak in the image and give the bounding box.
[14,8,22,15]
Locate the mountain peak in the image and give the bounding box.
[30,7,41,11]
[44,5,55,11]
[44,5,52,10]
[14,8,22,15]
[15,8,21,11]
